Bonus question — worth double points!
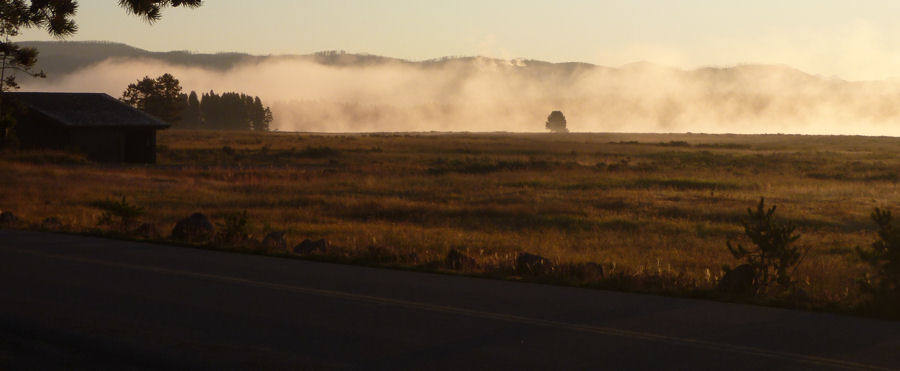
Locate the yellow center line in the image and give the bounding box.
[7,247,894,371]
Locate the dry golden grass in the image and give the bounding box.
[2,130,899,314]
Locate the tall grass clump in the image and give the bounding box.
[91,196,145,232]
[217,210,252,245]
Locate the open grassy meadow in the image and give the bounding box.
[3,130,900,314]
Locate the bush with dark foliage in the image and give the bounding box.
[725,198,805,294]
[857,208,900,314]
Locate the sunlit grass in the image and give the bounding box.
[1,130,898,315]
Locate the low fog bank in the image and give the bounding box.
[20,56,900,136]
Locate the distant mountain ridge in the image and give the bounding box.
[20,41,262,78]
[20,40,824,83]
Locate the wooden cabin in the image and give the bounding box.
[8,92,169,163]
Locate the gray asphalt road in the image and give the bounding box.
[0,230,898,370]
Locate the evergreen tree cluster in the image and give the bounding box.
[121,73,273,132]
[181,90,273,131]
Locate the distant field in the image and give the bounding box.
[3,130,899,313]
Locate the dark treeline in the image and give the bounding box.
[180,90,273,131]
[121,74,273,131]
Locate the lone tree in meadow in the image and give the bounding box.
[545,110,568,133]
[121,73,186,124]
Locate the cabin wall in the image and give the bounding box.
[14,109,161,164]
[15,113,69,149]
[70,128,159,163]
[70,128,126,162]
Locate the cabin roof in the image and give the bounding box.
[6,92,170,129]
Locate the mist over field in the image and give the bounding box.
[20,46,900,135]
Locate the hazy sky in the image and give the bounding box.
[18,1,900,80]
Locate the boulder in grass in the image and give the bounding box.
[0,211,20,227]
[262,232,288,251]
[717,264,757,295]
[570,262,604,281]
[238,237,264,251]
[789,287,810,302]
[133,223,161,239]
[444,249,477,270]
[583,262,604,277]
[40,217,64,231]
[171,213,215,243]
[293,238,328,255]
[399,251,420,265]
[515,252,555,276]
[365,245,397,263]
